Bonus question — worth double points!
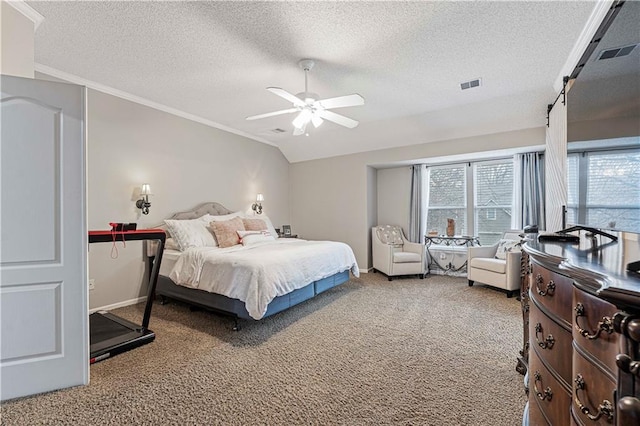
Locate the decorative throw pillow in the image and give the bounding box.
[164,218,217,251]
[237,230,275,246]
[242,218,267,231]
[208,217,246,248]
[241,214,279,239]
[376,225,404,247]
[495,239,522,260]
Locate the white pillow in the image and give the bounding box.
[164,218,216,251]
[237,230,275,246]
[495,239,522,260]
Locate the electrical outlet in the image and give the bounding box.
[89,279,95,291]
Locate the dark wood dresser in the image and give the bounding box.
[521,230,640,426]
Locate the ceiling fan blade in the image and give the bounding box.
[318,110,359,128]
[246,108,299,121]
[267,87,305,107]
[317,94,364,109]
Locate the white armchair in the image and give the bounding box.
[467,230,523,297]
[372,225,426,281]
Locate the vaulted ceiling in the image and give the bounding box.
[28,1,598,162]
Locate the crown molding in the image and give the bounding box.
[4,0,44,30]
[34,63,277,148]
[553,0,615,92]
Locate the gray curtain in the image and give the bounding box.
[408,164,426,243]
[515,152,545,230]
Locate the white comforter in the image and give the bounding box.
[169,239,359,319]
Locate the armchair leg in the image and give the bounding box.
[388,276,393,281]
[468,280,474,286]
[507,290,515,298]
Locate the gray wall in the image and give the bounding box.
[85,89,290,309]
[377,167,411,233]
[291,127,545,270]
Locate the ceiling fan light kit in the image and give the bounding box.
[246,59,364,136]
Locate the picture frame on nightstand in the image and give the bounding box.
[282,225,291,236]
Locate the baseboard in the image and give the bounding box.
[90,296,147,314]
[359,268,372,273]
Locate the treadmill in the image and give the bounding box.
[88,229,165,363]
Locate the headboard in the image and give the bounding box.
[163,202,234,221]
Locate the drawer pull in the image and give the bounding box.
[534,323,555,349]
[574,303,614,340]
[533,371,553,401]
[574,374,614,422]
[535,274,555,296]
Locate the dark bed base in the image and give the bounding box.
[155,270,351,329]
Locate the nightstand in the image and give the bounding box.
[280,234,298,238]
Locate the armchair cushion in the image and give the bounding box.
[393,252,422,263]
[469,257,506,274]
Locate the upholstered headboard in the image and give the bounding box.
[163,202,234,221]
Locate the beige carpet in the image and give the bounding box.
[1,273,526,425]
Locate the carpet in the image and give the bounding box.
[1,272,526,425]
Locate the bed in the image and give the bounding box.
[148,202,359,328]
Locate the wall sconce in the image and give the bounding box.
[136,183,151,215]
[252,193,264,215]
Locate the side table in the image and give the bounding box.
[424,235,480,275]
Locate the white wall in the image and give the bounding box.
[291,127,545,270]
[85,89,289,309]
[1,1,35,78]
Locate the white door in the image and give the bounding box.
[1,75,87,401]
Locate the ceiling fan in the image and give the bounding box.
[246,59,365,136]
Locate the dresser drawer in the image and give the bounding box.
[530,301,573,383]
[529,348,571,426]
[572,288,619,376]
[530,262,573,326]
[529,398,552,425]
[572,348,616,425]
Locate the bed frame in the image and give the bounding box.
[149,202,352,329]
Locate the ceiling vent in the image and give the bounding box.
[460,78,482,90]
[597,44,637,60]
[270,128,286,133]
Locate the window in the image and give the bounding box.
[426,159,513,245]
[426,165,466,238]
[567,149,640,232]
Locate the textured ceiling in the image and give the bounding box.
[28,1,598,162]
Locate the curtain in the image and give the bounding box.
[408,164,426,243]
[513,152,546,230]
[545,100,568,232]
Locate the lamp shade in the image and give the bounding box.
[256,193,264,202]
[141,183,151,195]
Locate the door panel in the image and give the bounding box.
[1,96,60,264]
[1,74,87,401]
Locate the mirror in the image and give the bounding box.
[567,1,639,142]
[566,1,640,233]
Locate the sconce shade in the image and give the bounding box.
[252,193,264,215]
[136,183,152,215]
